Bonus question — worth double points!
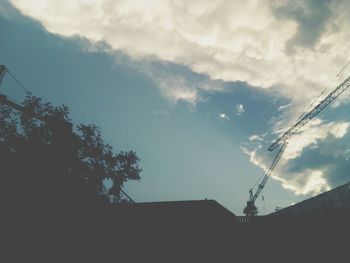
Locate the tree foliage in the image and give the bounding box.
[0,93,141,208]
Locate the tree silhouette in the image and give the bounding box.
[0,93,141,210]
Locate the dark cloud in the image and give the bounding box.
[286,132,350,188]
[273,0,333,53]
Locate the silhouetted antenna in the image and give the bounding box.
[0,66,45,121]
[262,195,266,215]
[121,189,136,203]
[0,65,6,86]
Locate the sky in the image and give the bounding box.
[1,0,350,215]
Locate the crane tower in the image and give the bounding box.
[243,143,287,216]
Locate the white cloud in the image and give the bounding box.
[249,134,262,142]
[218,113,230,121]
[10,0,350,105]
[277,103,292,111]
[157,76,199,104]
[235,104,245,115]
[282,170,331,196]
[244,147,269,174]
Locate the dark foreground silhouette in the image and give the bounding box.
[3,196,350,262]
[1,95,349,261]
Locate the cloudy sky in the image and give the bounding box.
[1,0,350,214]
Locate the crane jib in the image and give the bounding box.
[268,75,350,152]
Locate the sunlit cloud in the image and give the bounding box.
[10,0,350,106]
[249,134,263,142]
[218,113,230,121]
[283,170,331,196]
[235,104,245,116]
[277,103,292,112]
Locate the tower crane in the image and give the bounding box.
[244,66,350,216]
[243,142,287,216]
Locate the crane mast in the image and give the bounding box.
[243,143,287,216]
[268,75,350,152]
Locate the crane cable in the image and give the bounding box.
[0,66,30,110]
[4,67,29,94]
[296,58,350,123]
